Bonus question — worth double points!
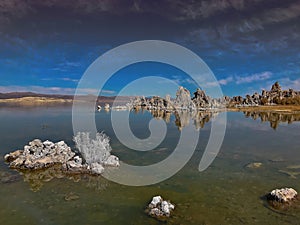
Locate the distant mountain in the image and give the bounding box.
[0,92,132,104]
[0,92,73,99]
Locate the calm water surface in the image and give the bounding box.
[0,106,300,225]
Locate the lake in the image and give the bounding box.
[1,106,300,225]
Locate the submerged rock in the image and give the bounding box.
[287,165,300,169]
[64,192,80,201]
[278,169,300,179]
[146,196,175,220]
[267,188,297,202]
[246,162,262,169]
[269,157,285,162]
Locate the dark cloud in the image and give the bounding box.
[0,0,32,25]
[1,0,300,31]
[0,0,293,20]
[0,0,299,96]
[1,0,298,60]
[180,0,300,58]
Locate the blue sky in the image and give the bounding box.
[0,0,300,97]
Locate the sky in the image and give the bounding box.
[0,0,300,97]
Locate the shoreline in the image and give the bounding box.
[0,97,73,106]
[227,105,300,113]
[1,96,300,113]
[0,96,128,107]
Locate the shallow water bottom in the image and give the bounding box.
[1,107,300,224]
[1,153,300,225]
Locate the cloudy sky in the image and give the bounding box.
[0,0,299,97]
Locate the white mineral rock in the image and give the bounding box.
[103,155,120,167]
[268,187,297,202]
[150,196,162,207]
[74,156,82,165]
[147,196,175,218]
[90,162,105,174]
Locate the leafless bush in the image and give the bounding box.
[73,132,112,164]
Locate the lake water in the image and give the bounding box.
[1,106,300,225]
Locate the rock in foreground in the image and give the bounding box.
[5,139,76,169]
[146,196,175,220]
[4,138,119,175]
[267,188,297,203]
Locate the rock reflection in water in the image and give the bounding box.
[148,110,300,130]
[243,111,300,130]
[150,110,172,123]
[149,110,218,130]
[18,165,109,192]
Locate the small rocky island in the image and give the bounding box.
[4,132,119,175]
[266,187,298,209]
[267,188,298,203]
[146,196,175,220]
